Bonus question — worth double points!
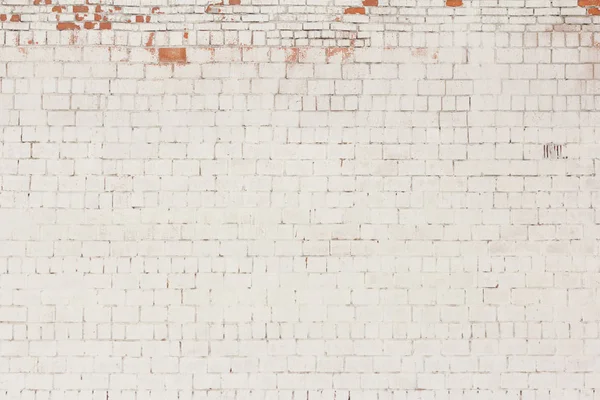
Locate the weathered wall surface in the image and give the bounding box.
[1,0,600,399]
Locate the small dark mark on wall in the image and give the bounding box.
[543,144,564,159]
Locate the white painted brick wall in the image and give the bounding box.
[1,0,600,398]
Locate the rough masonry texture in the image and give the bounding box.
[1,0,600,399]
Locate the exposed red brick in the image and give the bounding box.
[285,47,299,63]
[94,14,102,21]
[326,46,354,63]
[344,7,365,14]
[145,32,155,47]
[145,16,151,22]
[10,15,20,22]
[75,13,85,21]
[136,15,144,22]
[34,0,41,4]
[99,22,111,30]
[159,48,187,64]
[205,1,224,13]
[363,0,378,6]
[52,5,64,12]
[73,5,88,13]
[579,0,600,5]
[151,7,161,14]
[0,15,6,22]
[446,0,463,6]
[589,6,600,14]
[229,0,241,4]
[57,22,80,30]
[183,31,189,39]
[84,21,95,29]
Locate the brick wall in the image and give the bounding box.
[1,0,600,399]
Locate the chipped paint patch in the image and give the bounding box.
[158,48,187,64]
[145,32,155,47]
[326,46,354,63]
[1,14,22,22]
[57,22,80,30]
[285,47,300,63]
[344,7,365,15]
[580,0,600,14]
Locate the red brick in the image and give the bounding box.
[57,22,80,30]
[159,48,187,64]
[344,7,365,14]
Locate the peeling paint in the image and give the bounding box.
[285,47,300,63]
[57,22,80,30]
[579,0,600,14]
[344,7,365,15]
[158,48,187,63]
[326,46,354,63]
[146,32,155,47]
